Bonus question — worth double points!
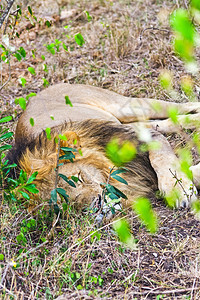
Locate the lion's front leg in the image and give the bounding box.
[149,132,197,208]
[190,162,200,189]
[128,112,200,134]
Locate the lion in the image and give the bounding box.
[7,83,200,213]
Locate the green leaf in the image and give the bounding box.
[16,232,27,245]
[51,189,57,204]
[61,147,78,152]
[26,93,36,100]
[181,76,194,97]
[59,152,75,160]
[90,231,101,242]
[0,116,12,123]
[28,6,33,15]
[45,20,51,28]
[3,162,17,169]
[77,285,83,290]
[62,43,68,51]
[0,254,4,261]
[54,203,60,215]
[192,200,200,214]
[24,184,39,194]
[45,127,51,140]
[111,168,127,176]
[170,9,195,42]
[84,10,92,22]
[165,188,180,208]
[62,203,68,211]
[18,97,26,110]
[56,188,69,202]
[167,107,178,124]
[42,78,49,87]
[28,67,36,75]
[0,145,12,151]
[191,0,200,10]
[0,132,13,140]
[15,97,26,110]
[159,70,173,90]
[178,148,193,180]
[55,39,61,45]
[106,184,127,199]
[46,44,56,55]
[19,169,27,183]
[71,175,79,183]
[180,161,193,180]
[58,134,67,141]
[18,190,30,200]
[174,38,194,61]
[27,171,38,184]
[113,219,136,250]
[0,44,6,51]
[19,77,26,87]
[14,52,22,61]
[74,33,85,46]
[111,174,128,185]
[32,49,35,58]
[108,192,119,200]
[43,64,48,72]
[133,197,158,233]
[58,173,76,187]
[17,5,22,15]
[106,138,137,167]
[41,55,45,60]
[193,133,200,155]
[50,47,55,55]
[30,118,34,126]
[65,95,73,107]
[19,47,26,58]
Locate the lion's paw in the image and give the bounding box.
[158,171,198,208]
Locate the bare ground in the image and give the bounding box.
[1,0,200,299]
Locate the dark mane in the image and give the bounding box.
[6,119,157,190]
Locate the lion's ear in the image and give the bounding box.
[59,131,81,152]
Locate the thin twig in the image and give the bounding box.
[0,264,9,286]
[140,27,170,41]
[0,0,15,29]
[169,168,194,202]
[0,54,11,91]
[190,258,198,299]
[0,282,16,298]
[54,137,61,191]
[130,286,199,296]
[100,166,115,213]
[47,210,61,239]
[122,248,140,283]
[11,8,20,37]
[17,240,49,260]
[3,6,11,34]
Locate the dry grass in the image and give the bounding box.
[1,0,200,299]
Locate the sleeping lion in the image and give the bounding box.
[7,83,200,213]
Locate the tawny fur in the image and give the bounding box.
[8,120,158,209]
[7,83,200,209]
